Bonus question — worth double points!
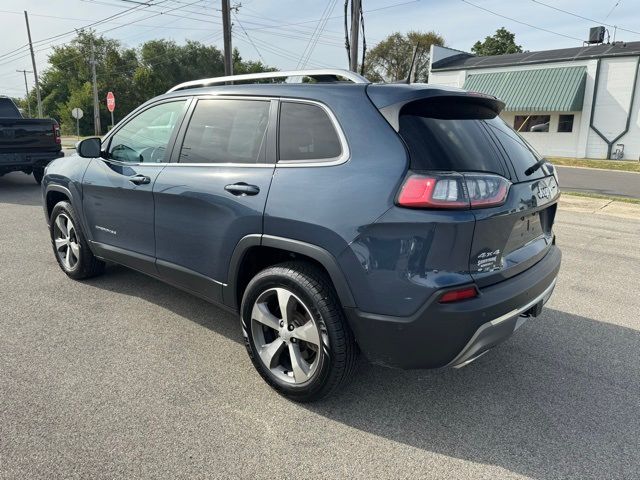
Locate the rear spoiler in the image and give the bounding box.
[366,85,505,131]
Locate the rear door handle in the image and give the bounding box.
[224,182,260,196]
[129,174,151,185]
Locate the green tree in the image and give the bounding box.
[471,27,523,56]
[28,31,139,135]
[363,31,445,83]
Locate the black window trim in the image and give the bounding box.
[102,96,193,167]
[168,95,277,168]
[276,98,350,167]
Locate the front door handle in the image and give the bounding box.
[129,174,151,185]
[224,182,260,196]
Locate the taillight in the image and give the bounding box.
[53,123,62,145]
[53,124,61,145]
[397,172,510,209]
[439,286,478,303]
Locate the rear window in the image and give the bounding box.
[0,98,20,117]
[483,119,550,179]
[398,98,550,180]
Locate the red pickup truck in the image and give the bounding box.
[0,96,63,184]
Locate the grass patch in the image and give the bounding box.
[60,136,91,149]
[548,157,640,173]
[562,190,640,205]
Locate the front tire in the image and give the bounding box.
[49,201,105,280]
[241,261,358,402]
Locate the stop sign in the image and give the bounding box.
[106,91,115,112]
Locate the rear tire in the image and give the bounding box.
[33,168,44,185]
[241,261,358,402]
[49,201,105,280]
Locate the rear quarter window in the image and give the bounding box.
[278,102,342,161]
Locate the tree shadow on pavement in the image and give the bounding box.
[310,307,640,479]
[0,172,42,207]
[88,265,639,479]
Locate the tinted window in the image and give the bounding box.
[399,101,506,175]
[109,100,186,163]
[0,98,20,117]
[279,102,341,161]
[558,114,574,132]
[180,99,270,164]
[484,118,550,180]
[398,98,550,181]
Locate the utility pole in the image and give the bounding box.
[221,0,233,77]
[24,11,42,117]
[349,0,361,72]
[16,69,32,117]
[90,42,101,136]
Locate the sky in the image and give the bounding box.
[1,0,639,98]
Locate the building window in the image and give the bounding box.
[558,114,574,133]
[514,115,550,133]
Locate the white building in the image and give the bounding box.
[428,42,640,160]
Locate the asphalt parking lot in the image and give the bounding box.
[1,171,639,479]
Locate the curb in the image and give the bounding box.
[555,164,640,175]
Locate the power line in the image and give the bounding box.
[603,1,622,21]
[239,5,352,41]
[461,0,584,42]
[0,0,207,71]
[298,0,339,68]
[231,11,266,64]
[529,0,640,37]
[233,34,335,69]
[0,0,163,63]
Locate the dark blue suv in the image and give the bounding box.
[42,69,561,401]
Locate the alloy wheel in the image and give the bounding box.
[250,287,325,385]
[53,213,80,271]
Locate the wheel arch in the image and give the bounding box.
[45,185,73,222]
[224,234,356,312]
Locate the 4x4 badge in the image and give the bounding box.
[537,184,551,200]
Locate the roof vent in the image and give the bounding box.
[587,26,606,44]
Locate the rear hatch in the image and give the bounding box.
[393,94,559,287]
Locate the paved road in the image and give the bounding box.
[2,171,639,479]
[557,165,640,199]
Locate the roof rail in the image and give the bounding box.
[167,69,369,93]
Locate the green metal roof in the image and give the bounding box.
[462,66,587,112]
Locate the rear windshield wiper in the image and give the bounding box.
[525,157,548,176]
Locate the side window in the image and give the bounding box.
[514,114,550,133]
[108,100,186,163]
[278,102,342,161]
[179,99,270,164]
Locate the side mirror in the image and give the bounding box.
[77,137,102,158]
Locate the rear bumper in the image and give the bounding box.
[0,150,63,173]
[344,245,561,369]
